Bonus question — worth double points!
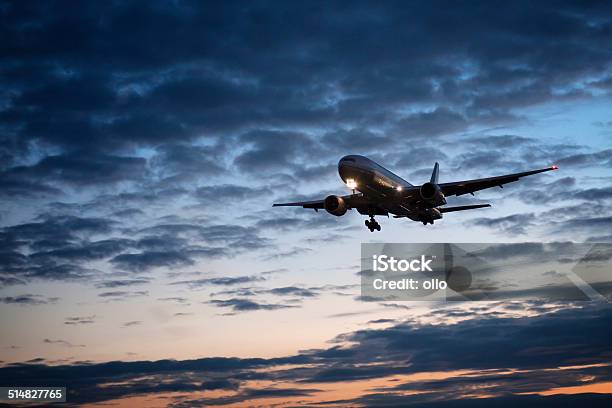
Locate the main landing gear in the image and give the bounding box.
[365,216,381,232]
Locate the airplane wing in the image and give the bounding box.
[394,203,491,218]
[272,199,325,209]
[439,166,557,197]
[273,193,363,209]
[439,204,491,213]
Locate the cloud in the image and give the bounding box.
[141,223,272,252]
[265,286,318,297]
[463,135,536,149]
[110,251,195,272]
[30,239,133,263]
[233,130,316,173]
[0,0,609,201]
[556,149,612,168]
[3,215,115,242]
[43,338,85,348]
[208,298,298,313]
[470,213,536,235]
[95,279,150,289]
[210,283,349,300]
[121,321,143,328]
[255,215,347,232]
[395,107,468,137]
[2,152,147,189]
[98,291,149,301]
[2,303,611,405]
[193,184,273,206]
[0,178,62,198]
[151,144,225,183]
[0,216,119,282]
[572,186,612,202]
[514,176,577,205]
[344,393,612,408]
[171,387,321,407]
[0,276,26,288]
[555,216,612,235]
[368,318,396,324]
[261,247,313,260]
[0,213,274,289]
[157,297,190,305]
[467,242,549,260]
[171,275,264,289]
[64,315,96,325]
[0,294,58,305]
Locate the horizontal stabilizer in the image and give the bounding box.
[439,204,491,213]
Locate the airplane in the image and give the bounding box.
[273,155,558,232]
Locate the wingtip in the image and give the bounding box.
[551,164,559,170]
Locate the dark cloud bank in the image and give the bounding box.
[0,0,610,249]
[1,0,611,195]
[1,303,611,406]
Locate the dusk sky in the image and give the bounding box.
[1,1,611,406]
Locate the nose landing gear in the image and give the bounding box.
[365,216,381,232]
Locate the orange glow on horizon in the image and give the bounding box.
[80,365,612,407]
[535,381,612,396]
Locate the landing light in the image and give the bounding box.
[346,178,357,189]
[396,186,403,192]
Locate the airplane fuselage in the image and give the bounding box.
[338,155,412,197]
[337,155,433,221]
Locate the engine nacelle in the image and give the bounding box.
[324,195,347,216]
[419,208,442,225]
[420,182,447,206]
[420,182,440,200]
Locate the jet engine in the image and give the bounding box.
[419,208,442,225]
[420,182,446,206]
[420,182,440,200]
[324,195,347,216]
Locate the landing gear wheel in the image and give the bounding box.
[365,217,381,232]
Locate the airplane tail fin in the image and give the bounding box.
[430,162,439,184]
[439,204,490,213]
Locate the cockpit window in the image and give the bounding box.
[342,158,356,162]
